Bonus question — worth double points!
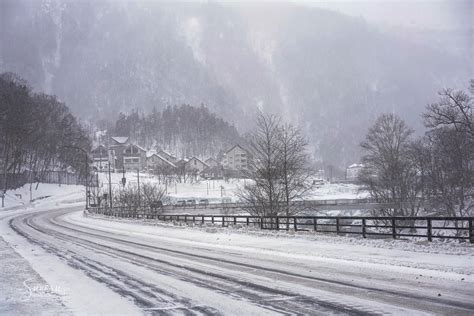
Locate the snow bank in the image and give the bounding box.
[81,212,474,278]
[1,183,85,210]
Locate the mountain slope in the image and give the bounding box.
[0,0,469,167]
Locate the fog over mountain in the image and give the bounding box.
[0,0,470,167]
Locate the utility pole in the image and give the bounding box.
[137,168,140,207]
[108,162,112,209]
[63,145,89,209]
[86,153,89,209]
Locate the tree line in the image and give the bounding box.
[111,104,242,159]
[0,73,91,195]
[359,82,474,218]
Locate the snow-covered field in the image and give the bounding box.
[1,184,473,314]
[97,171,367,202]
[1,173,368,211]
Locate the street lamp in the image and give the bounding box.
[63,145,90,209]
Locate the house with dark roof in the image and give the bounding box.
[205,157,220,167]
[156,150,177,163]
[122,144,147,171]
[184,157,208,173]
[147,153,177,171]
[109,136,130,170]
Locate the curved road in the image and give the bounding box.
[6,206,474,315]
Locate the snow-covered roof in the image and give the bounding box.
[111,136,129,144]
[157,150,175,159]
[134,144,146,152]
[185,157,209,167]
[348,163,364,169]
[147,154,177,168]
[146,150,156,158]
[225,144,247,154]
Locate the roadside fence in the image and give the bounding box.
[88,207,473,243]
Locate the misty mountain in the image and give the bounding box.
[0,0,469,167]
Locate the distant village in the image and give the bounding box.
[91,136,363,183]
[91,136,251,181]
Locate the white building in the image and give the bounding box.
[223,145,249,171]
[346,163,364,181]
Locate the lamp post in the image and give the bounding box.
[64,146,90,209]
[137,168,140,207]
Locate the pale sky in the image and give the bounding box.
[299,0,472,30]
[216,0,473,30]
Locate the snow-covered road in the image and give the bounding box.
[2,204,473,315]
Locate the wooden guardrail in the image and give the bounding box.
[88,207,473,243]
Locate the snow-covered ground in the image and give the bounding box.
[1,184,473,314]
[82,212,474,276]
[0,186,142,315]
[1,183,84,210]
[96,171,367,203]
[306,182,369,200]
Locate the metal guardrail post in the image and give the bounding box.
[362,219,366,238]
[313,218,317,232]
[427,219,432,242]
[469,219,473,244]
[293,217,297,231]
[336,218,339,234]
[276,217,279,231]
[392,219,396,239]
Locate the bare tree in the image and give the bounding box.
[359,113,422,216]
[113,183,166,212]
[140,183,167,208]
[237,112,312,224]
[421,86,474,218]
[277,123,313,220]
[423,88,473,140]
[237,112,284,218]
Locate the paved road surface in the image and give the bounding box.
[6,206,474,315]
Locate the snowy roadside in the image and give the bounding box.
[1,183,85,210]
[0,187,142,316]
[0,236,71,315]
[80,211,474,279]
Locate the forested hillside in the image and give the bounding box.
[0,72,91,187]
[111,105,241,159]
[0,0,469,167]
